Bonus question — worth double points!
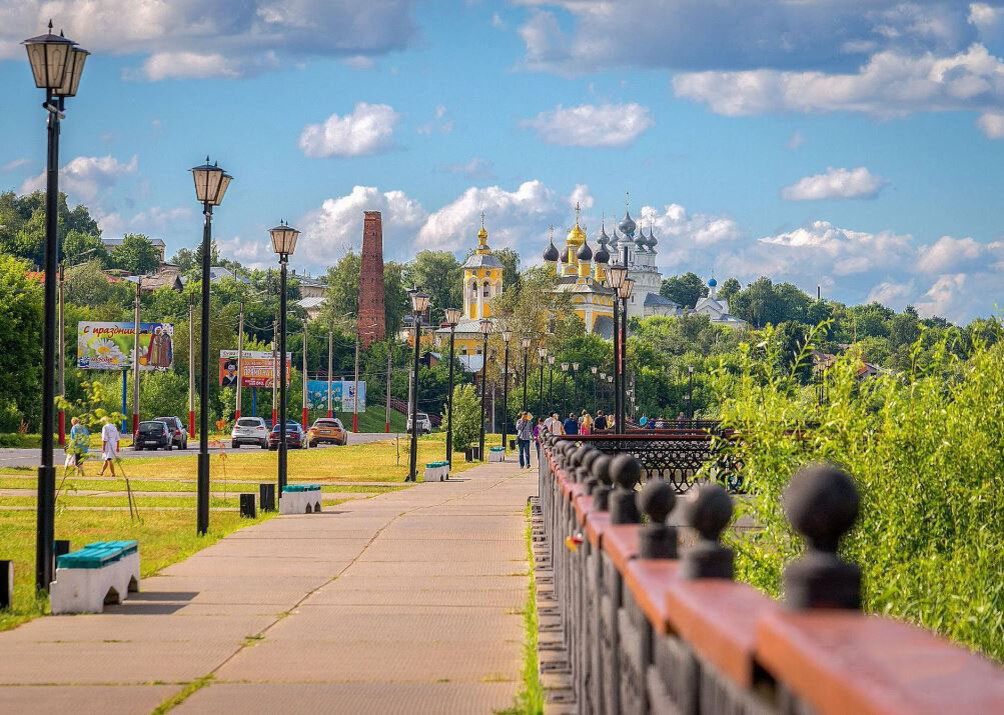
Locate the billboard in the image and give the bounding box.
[306,380,367,412]
[219,350,291,387]
[77,322,174,371]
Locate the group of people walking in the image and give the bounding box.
[510,408,614,469]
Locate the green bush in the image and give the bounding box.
[710,323,1004,662]
[0,433,41,448]
[444,383,480,452]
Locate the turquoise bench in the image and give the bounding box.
[489,446,506,463]
[281,484,323,513]
[424,461,449,482]
[51,540,140,613]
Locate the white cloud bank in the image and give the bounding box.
[21,154,138,202]
[781,167,886,201]
[299,103,399,158]
[520,103,653,147]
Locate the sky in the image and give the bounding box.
[2,0,1004,323]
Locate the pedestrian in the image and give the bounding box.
[98,417,119,477]
[533,416,545,463]
[549,412,564,435]
[515,411,534,469]
[563,412,579,436]
[68,417,89,477]
[580,410,593,435]
[594,409,607,432]
[676,411,687,422]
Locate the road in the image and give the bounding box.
[0,432,408,469]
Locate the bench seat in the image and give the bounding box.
[424,461,450,482]
[280,484,323,514]
[51,540,140,614]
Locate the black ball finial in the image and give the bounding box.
[591,455,613,486]
[681,484,735,580]
[782,463,862,610]
[610,454,641,491]
[637,479,678,558]
[608,454,642,524]
[638,478,675,525]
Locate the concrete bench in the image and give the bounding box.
[50,540,140,614]
[488,446,506,463]
[423,461,449,482]
[280,484,323,514]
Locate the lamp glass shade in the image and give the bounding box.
[600,372,606,379]
[269,222,300,257]
[502,330,512,343]
[548,356,555,365]
[411,290,431,314]
[561,362,569,371]
[607,376,613,383]
[607,265,628,289]
[191,160,225,203]
[444,308,462,325]
[54,46,88,97]
[479,318,493,334]
[538,347,547,358]
[572,362,579,371]
[618,279,634,300]
[521,337,531,349]
[213,173,233,206]
[688,366,695,373]
[23,27,75,90]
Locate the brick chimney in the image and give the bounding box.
[357,211,386,347]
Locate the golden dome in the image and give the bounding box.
[565,201,585,245]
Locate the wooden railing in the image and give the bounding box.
[534,435,1004,714]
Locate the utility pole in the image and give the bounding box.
[302,325,308,430]
[353,329,361,432]
[327,330,333,418]
[132,276,141,440]
[271,320,278,427]
[188,301,195,436]
[385,341,392,433]
[57,264,65,447]
[235,302,244,420]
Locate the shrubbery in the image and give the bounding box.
[711,322,1004,661]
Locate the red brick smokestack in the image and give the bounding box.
[357,211,386,347]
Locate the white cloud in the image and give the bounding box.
[417,105,453,135]
[520,103,653,147]
[20,154,138,202]
[492,12,506,29]
[977,110,1004,136]
[129,206,194,231]
[781,167,886,200]
[1,1,417,77]
[342,55,376,70]
[916,273,968,318]
[916,234,1004,272]
[756,221,914,276]
[569,184,594,210]
[787,131,805,150]
[298,103,399,158]
[1,158,28,172]
[867,280,915,307]
[442,157,496,181]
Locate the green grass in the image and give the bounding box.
[333,404,407,433]
[0,495,359,509]
[0,477,408,494]
[498,503,544,715]
[150,674,215,714]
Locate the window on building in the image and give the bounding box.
[482,280,490,297]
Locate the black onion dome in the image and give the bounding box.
[576,239,593,261]
[647,226,658,249]
[618,211,636,237]
[560,246,569,263]
[543,240,560,262]
[594,241,610,264]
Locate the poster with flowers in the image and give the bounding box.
[77,322,174,371]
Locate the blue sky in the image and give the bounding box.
[2,1,1004,322]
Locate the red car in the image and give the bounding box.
[268,422,305,450]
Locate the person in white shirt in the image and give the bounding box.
[99,418,120,477]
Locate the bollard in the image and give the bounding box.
[259,483,276,512]
[636,479,677,559]
[783,462,861,610]
[240,493,256,519]
[609,454,641,524]
[681,483,734,579]
[0,560,11,611]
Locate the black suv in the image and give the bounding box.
[154,416,188,449]
[135,420,172,450]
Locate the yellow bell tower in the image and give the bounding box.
[462,212,504,320]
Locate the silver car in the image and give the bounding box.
[407,412,432,434]
[231,417,269,449]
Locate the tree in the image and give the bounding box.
[660,272,708,308]
[445,383,480,452]
[406,250,463,323]
[319,253,361,324]
[383,261,409,336]
[111,234,160,274]
[0,191,102,268]
[718,278,741,304]
[63,230,110,267]
[64,260,132,307]
[0,255,43,430]
[495,247,522,293]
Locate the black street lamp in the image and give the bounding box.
[607,263,627,433]
[520,337,531,412]
[478,319,493,460]
[537,347,547,419]
[591,366,598,410]
[688,365,695,419]
[190,159,234,535]
[444,307,462,467]
[560,362,570,414]
[407,290,430,481]
[571,362,580,413]
[617,278,634,431]
[547,355,555,413]
[268,220,298,505]
[501,329,512,454]
[24,21,90,592]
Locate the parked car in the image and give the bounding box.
[135,420,172,450]
[268,421,305,450]
[231,416,270,449]
[407,412,432,434]
[307,418,348,447]
[154,416,188,449]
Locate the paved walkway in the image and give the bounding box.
[0,462,536,714]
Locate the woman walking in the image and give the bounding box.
[515,411,534,469]
[67,417,90,477]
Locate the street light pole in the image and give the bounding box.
[560,362,569,415]
[688,365,695,419]
[478,319,492,461]
[407,290,430,481]
[618,278,634,432]
[520,337,530,412]
[547,356,555,413]
[537,347,546,419]
[25,22,90,592]
[501,329,512,455]
[444,308,462,466]
[607,262,627,434]
[268,221,300,501]
[591,366,598,410]
[571,362,580,413]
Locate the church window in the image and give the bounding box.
[482,280,490,297]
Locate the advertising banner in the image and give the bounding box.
[77,322,174,371]
[306,380,367,412]
[219,350,292,387]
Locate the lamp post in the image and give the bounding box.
[618,278,634,431]
[190,158,233,535]
[407,290,430,481]
[560,362,570,414]
[501,329,512,454]
[591,366,598,410]
[688,365,695,419]
[268,220,298,504]
[571,362,580,413]
[444,308,462,466]
[24,21,90,592]
[537,347,547,419]
[547,356,555,413]
[478,319,492,461]
[520,337,531,412]
[607,264,627,433]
